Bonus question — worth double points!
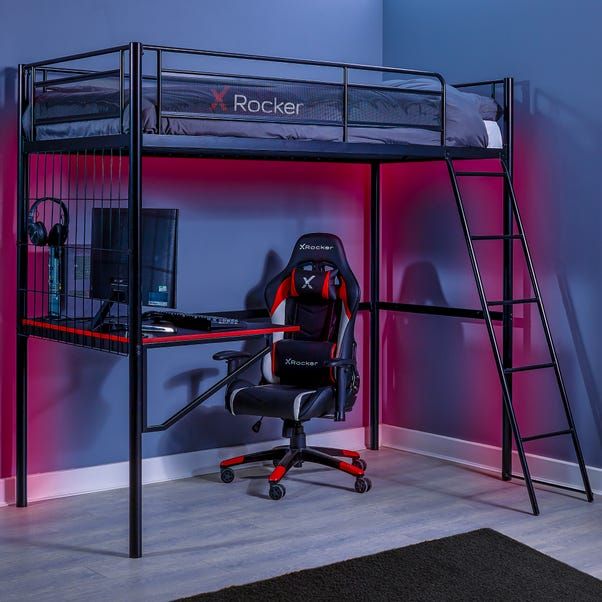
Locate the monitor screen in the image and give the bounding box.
[90,208,178,308]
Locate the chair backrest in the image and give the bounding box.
[262,233,360,388]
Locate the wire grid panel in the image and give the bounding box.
[22,148,130,354]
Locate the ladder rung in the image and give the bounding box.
[521,429,573,443]
[487,298,538,306]
[455,171,505,177]
[510,474,587,495]
[471,234,523,241]
[504,362,555,374]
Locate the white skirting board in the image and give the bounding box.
[380,424,602,495]
[1,424,600,506]
[0,427,367,506]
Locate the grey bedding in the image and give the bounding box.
[24,77,501,147]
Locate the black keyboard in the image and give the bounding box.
[142,311,243,331]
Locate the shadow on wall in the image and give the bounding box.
[532,87,602,461]
[398,261,450,305]
[512,82,602,465]
[0,67,17,478]
[382,261,466,435]
[157,249,285,456]
[558,271,602,448]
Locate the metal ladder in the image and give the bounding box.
[446,157,594,514]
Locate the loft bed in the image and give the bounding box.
[21,43,507,160]
[15,43,593,559]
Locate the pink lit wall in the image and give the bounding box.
[0,0,382,479]
[379,160,566,448]
[383,0,602,468]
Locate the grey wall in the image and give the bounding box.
[0,0,382,475]
[382,0,602,468]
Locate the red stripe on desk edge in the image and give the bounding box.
[22,319,129,343]
[22,319,299,346]
[142,325,300,345]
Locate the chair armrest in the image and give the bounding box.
[213,350,253,376]
[323,358,356,422]
[323,358,355,369]
[213,350,252,362]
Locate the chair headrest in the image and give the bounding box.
[288,233,350,268]
[265,233,360,317]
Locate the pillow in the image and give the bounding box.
[387,78,502,121]
[468,90,502,121]
[291,268,338,300]
[272,339,335,386]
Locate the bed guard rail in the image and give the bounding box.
[21,43,450,145]
[20,43,513,150]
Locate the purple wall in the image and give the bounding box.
[383,0,602,468]
[0,1,382,476]
[2,0,598,482]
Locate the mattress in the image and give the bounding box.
[24,76,503,148]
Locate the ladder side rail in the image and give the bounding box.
[501,162,594,501]
[446,158,540,515]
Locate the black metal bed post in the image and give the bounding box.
[369,162,380,449]
[156,49,162,135]
[502,77,514,480]
[128,42,143,559]
[342,67,348,142]
[16,64,29,508]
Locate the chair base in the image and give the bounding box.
[219,422,371,499]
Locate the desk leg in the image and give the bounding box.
[369,162,380,450]
[129,344,143,558]
[16,334,28,507]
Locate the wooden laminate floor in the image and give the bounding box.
[0,448,600,601]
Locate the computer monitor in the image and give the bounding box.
[90,208,178,326]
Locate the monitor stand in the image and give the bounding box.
[91,279,128,331]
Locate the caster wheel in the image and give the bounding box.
[354,477,372,494]
[352,458,367,471]
[220,468,235,483]
[269,483,286,500]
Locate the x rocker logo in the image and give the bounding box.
[285,357,319,367]
[209,85,304,115]
[301,275,316,289]
[298,243,334,251]
[210,86,230,111]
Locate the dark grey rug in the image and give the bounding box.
[178,528,602,601]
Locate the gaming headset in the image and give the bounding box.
[27,197,69,247]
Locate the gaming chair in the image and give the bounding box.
[213,233,369,500]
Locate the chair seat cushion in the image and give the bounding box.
[227,381,335,421]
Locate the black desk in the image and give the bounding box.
[22,315,300,432]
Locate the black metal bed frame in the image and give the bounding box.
[16,43,593,559]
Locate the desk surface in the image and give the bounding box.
[22,318,300,352]
[142,323,300,347]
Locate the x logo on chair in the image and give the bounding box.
[302,275,316,289]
